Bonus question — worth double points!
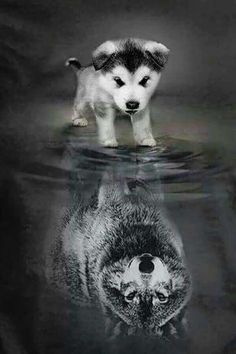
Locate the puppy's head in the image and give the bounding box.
[92,39,170,115]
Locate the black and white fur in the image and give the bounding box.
[66,38,169,147]
[50,172,192,337]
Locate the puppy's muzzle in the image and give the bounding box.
[125,101,139,114]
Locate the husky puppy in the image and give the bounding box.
[66,38,169,147]
[50,172,192,337]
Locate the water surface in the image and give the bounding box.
[0,99,236,354]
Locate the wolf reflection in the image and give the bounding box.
[51,167,192,338]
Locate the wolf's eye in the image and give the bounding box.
[125,291,136,302]
[114,76,125,87]
[156,292,168,303]
[139,76,150,87]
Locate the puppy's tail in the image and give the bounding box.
[65,57,82,72]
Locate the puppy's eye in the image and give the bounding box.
[139,76,150,87]
[156,292,168,303]
[114,76,125,87]
[125,291,136,302]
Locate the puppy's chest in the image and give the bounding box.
[91,89,114,106]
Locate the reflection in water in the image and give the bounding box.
[6,132,235,353]
[50,144,192,339]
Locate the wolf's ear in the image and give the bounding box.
[144,41,170,71]
[92,41,117,71]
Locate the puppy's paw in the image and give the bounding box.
[139,137,157,147]
[72,117,88,127]
[101,139,118,148]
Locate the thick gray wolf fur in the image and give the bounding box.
[50,171,192,337]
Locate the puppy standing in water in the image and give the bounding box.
[66,38,169,147]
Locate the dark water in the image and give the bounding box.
[0,0,236,352]
[1,114,235,354]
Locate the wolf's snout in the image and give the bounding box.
[139,254,154,274]
[126,101,139,110]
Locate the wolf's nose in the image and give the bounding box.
[139,255,154,274]
[126,101,139,110]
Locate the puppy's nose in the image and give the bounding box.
[126,101,139,110]
[139,255,154,274]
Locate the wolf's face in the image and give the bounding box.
[93,39,169,115]
[99,251,191,330]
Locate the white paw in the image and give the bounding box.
[101,139,118,147]
[72,117,88,127]
[139,137,157,147]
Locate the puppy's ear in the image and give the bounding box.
[92,41,117,71]
[144,41,170,71]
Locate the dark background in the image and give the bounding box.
[0,1,236,354]
[1,0,236,103]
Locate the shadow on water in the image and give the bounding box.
[1,129,236,354]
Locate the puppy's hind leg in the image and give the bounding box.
[66,58,88,127]
[72,100,88,127]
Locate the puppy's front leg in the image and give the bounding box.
[72,100,88,127]
[94,103,118,147]
[131,106,156,147]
